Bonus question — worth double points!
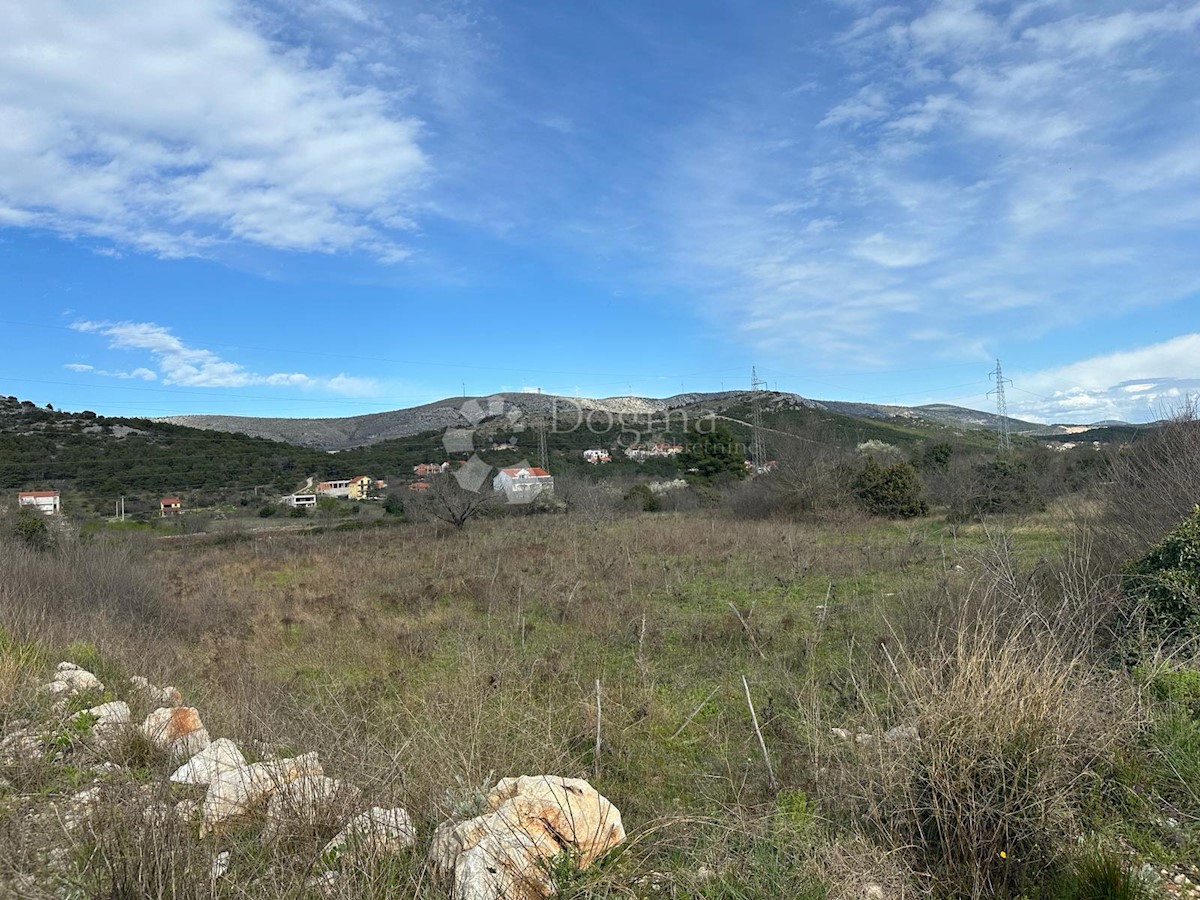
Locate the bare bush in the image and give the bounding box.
[1091,407,1200,564]
[821,572,1142,899]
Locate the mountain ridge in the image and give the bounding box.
[155,391,1100,451]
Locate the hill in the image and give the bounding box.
[159,390,1088,451]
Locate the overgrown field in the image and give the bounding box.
[4,488,1200,897]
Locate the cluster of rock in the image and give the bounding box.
[829,725,920,747]
[1,660,626,899]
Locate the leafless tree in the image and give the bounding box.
[406,474,496,529]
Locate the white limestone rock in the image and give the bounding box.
[323,806,416,863]
[431,775,625,900]
[200,753,323,835]
[141,707,210,760]
[170,738,246,786]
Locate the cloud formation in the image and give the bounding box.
[69,320,378,394]
[663,1,1200,371]
[0,0,427,258]
[1011,333,1200,423]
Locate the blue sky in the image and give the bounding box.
[1,0,1198,424]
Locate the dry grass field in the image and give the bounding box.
[2,497,1199,898]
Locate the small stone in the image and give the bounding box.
[49,665,103,695]
[210,851,231,881]
[883,725,920,745]
[306,871,342,898]
[81,701,130,728]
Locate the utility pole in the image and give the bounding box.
[750,366,767,471]
[537,419,549,472]
[987,358,1013,451]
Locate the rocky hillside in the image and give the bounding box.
[158,390,1060,451]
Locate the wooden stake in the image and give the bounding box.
[742,675,778,791]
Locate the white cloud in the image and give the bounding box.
[69,320,378,393]
[659,0,1200,368]
[1011,334,1200,422]
[0,0,427,258]
[63,361,157,380]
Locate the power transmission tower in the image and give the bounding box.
[987,358,1013,451]
[750,366,768,471]
[537,419,549,472]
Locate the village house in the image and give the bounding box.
[282,493,317,508]
[159,497,182,517]
[317,479,351,498]
[347,475,374,501]
[18,490,60,515]
[408,481,430,493]
[493,466,554,501]
[583,448,611,464]
[624,443,684,462]
[414,462,450,478]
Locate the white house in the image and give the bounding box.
[583,448,611,464]
[18,491,60,515]
[493,467,554,501]
[282,493,317,508]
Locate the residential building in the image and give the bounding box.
[493,467,554,501]
[317,479,351,498]
[624,443,684,461]
[159,497,183,517]
[282,493,317,508]
[347,475,373,501]
[583,448,611,464]
[414,462,450,478]
[408,482,430,493]
[18,490,60,515]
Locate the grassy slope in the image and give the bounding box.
[5,505,1200,897]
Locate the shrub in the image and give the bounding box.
[953,457,1045,520]
[12,513,51,551]
[1122,506,1200,641]
[1055,847,1152,900]
[845,612,1136,898]
[624,484,660,512]
[853,458,928,519]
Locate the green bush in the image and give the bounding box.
[624,484,660,512]
[1053,847,1151,900]
[853,458,928,519]
[12,513,51,551]
[1143,666,1200,714]
[957,457,1045,519]
[1122,506,1200,641]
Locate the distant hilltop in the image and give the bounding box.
[154,390,1112,452]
